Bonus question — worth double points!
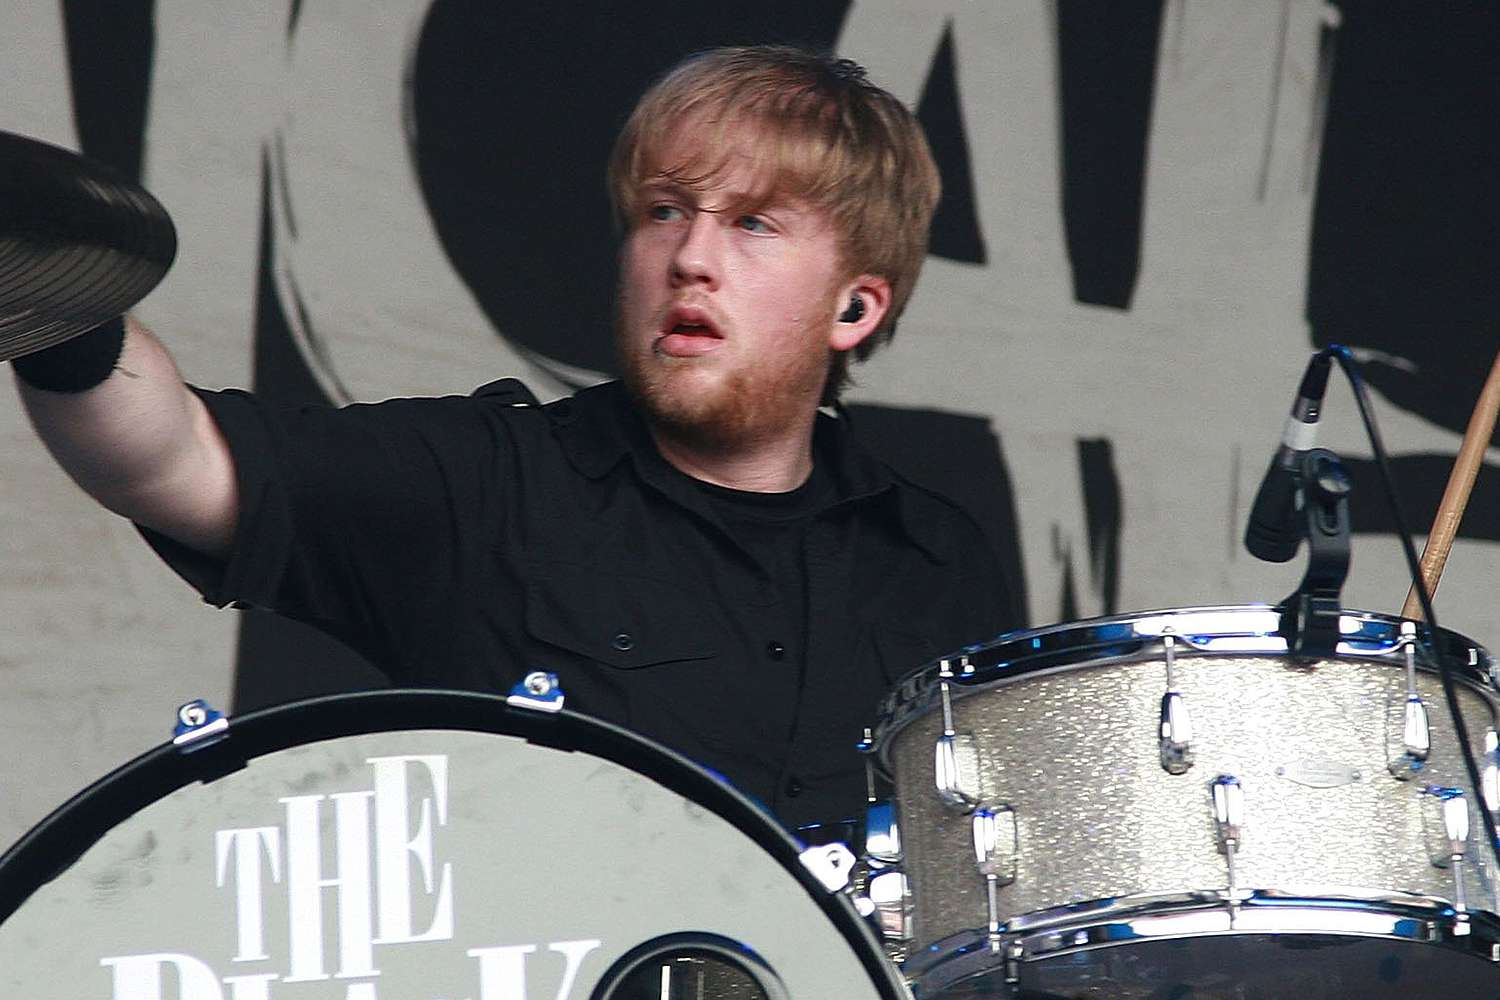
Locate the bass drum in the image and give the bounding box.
[871,606,1500,998]
[0,689,907,1000]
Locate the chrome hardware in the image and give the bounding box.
[1211,775,1245,903]
[904,891,1500,998]
[1004,940,1023,979]
[939,659,959,733]
[858,727,877,804]
[864,800,902,865]
[972,804,1018,884]
[873,606,1497,767]
[935,734,982,811]
[1159,693,1193,775]
[799,842,856,893]
[171,698,229,752]
[1387,623,1430,780]
[1212,774,1245,845]
[507,671,564,713]
[866,869,913,943]
[1402,623,1431,761]
[1392,695,1432,776]
[935,659,981,810]
[973,804,1018,945]
[1423,786,1473,935]
[1158,634,1194,775]
[1444,793,1471,859]
[1483,729,1500,817]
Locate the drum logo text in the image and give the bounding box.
[97,754,601,999]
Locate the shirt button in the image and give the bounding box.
[766,641,786,660]
[784,776,803,797]
[611,632,635,651]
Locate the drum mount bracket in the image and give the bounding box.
[1279,448,1352,659]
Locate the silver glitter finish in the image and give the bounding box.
[881,611,1499,950]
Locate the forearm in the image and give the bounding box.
[15,316,239,556]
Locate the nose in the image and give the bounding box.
[670,211,721,290]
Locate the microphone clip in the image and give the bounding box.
[1279,447,1353,658]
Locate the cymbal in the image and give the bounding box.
[0,130,176,362]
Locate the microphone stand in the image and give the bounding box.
[1278,447,1353,658]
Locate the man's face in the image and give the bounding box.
[614,135,852,449]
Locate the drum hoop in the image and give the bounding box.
[869,605,1496,769]
[0,688,909,1000]
[904,889,1500,997]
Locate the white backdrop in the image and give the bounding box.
[3,0,1496,849]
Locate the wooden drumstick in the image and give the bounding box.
[1402,347,1500,620]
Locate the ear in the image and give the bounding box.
[828,275,893,353]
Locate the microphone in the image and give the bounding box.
[1244,350,1335,562]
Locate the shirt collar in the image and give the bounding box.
[548,381,948,562]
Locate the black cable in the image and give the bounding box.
[1325,344,1500,873]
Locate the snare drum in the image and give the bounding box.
[869,606,1500,998]
[0,690,907,1000]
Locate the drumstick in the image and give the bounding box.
[1402,347,1500,620]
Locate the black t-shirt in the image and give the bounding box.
[692,465,834,773]
[694,462,833,650]
[144,379,1019,828]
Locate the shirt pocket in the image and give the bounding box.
[524,562,720,669]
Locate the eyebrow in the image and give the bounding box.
[639,180,802,219]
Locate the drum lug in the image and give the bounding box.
[170,698,228,753]
[1210,775,1245,904]
[935,734,982,811]
[1402,696,1432,761]
[864,800,903,865]
[935,658,982,811]
[1159,691,1193,775]
[974,803,1018,947]
[1423,785,1473,935]
[1390,624,1431,778]
[506,671,565,713]
[1158,634,1193,774]
[864,869,914,945]
[1482,729,1500,817]
[973,804,1018,886]
[856,799,911,948]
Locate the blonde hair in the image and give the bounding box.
[608,46,941,402]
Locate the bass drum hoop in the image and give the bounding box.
[0,687,908,1000]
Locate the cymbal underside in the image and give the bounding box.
[0,131,175,361]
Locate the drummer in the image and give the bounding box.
[11,45,1018,829]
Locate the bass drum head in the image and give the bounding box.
[0,690,905,1000]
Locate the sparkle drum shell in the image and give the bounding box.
[0,690,908,1000]
[873,606,1500,998]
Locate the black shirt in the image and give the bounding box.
[146,379,1018,827]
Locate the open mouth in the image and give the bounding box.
[657,306,724,357]
[662,306,722,339]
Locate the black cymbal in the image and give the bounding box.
[0,130,176,362]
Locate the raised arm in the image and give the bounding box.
[13,316,239,558]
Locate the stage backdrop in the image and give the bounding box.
[2,0,1497,847]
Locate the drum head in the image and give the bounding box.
[0,690,904,999]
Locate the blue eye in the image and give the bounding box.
[736,214,772,233]
[648,204,683,222]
